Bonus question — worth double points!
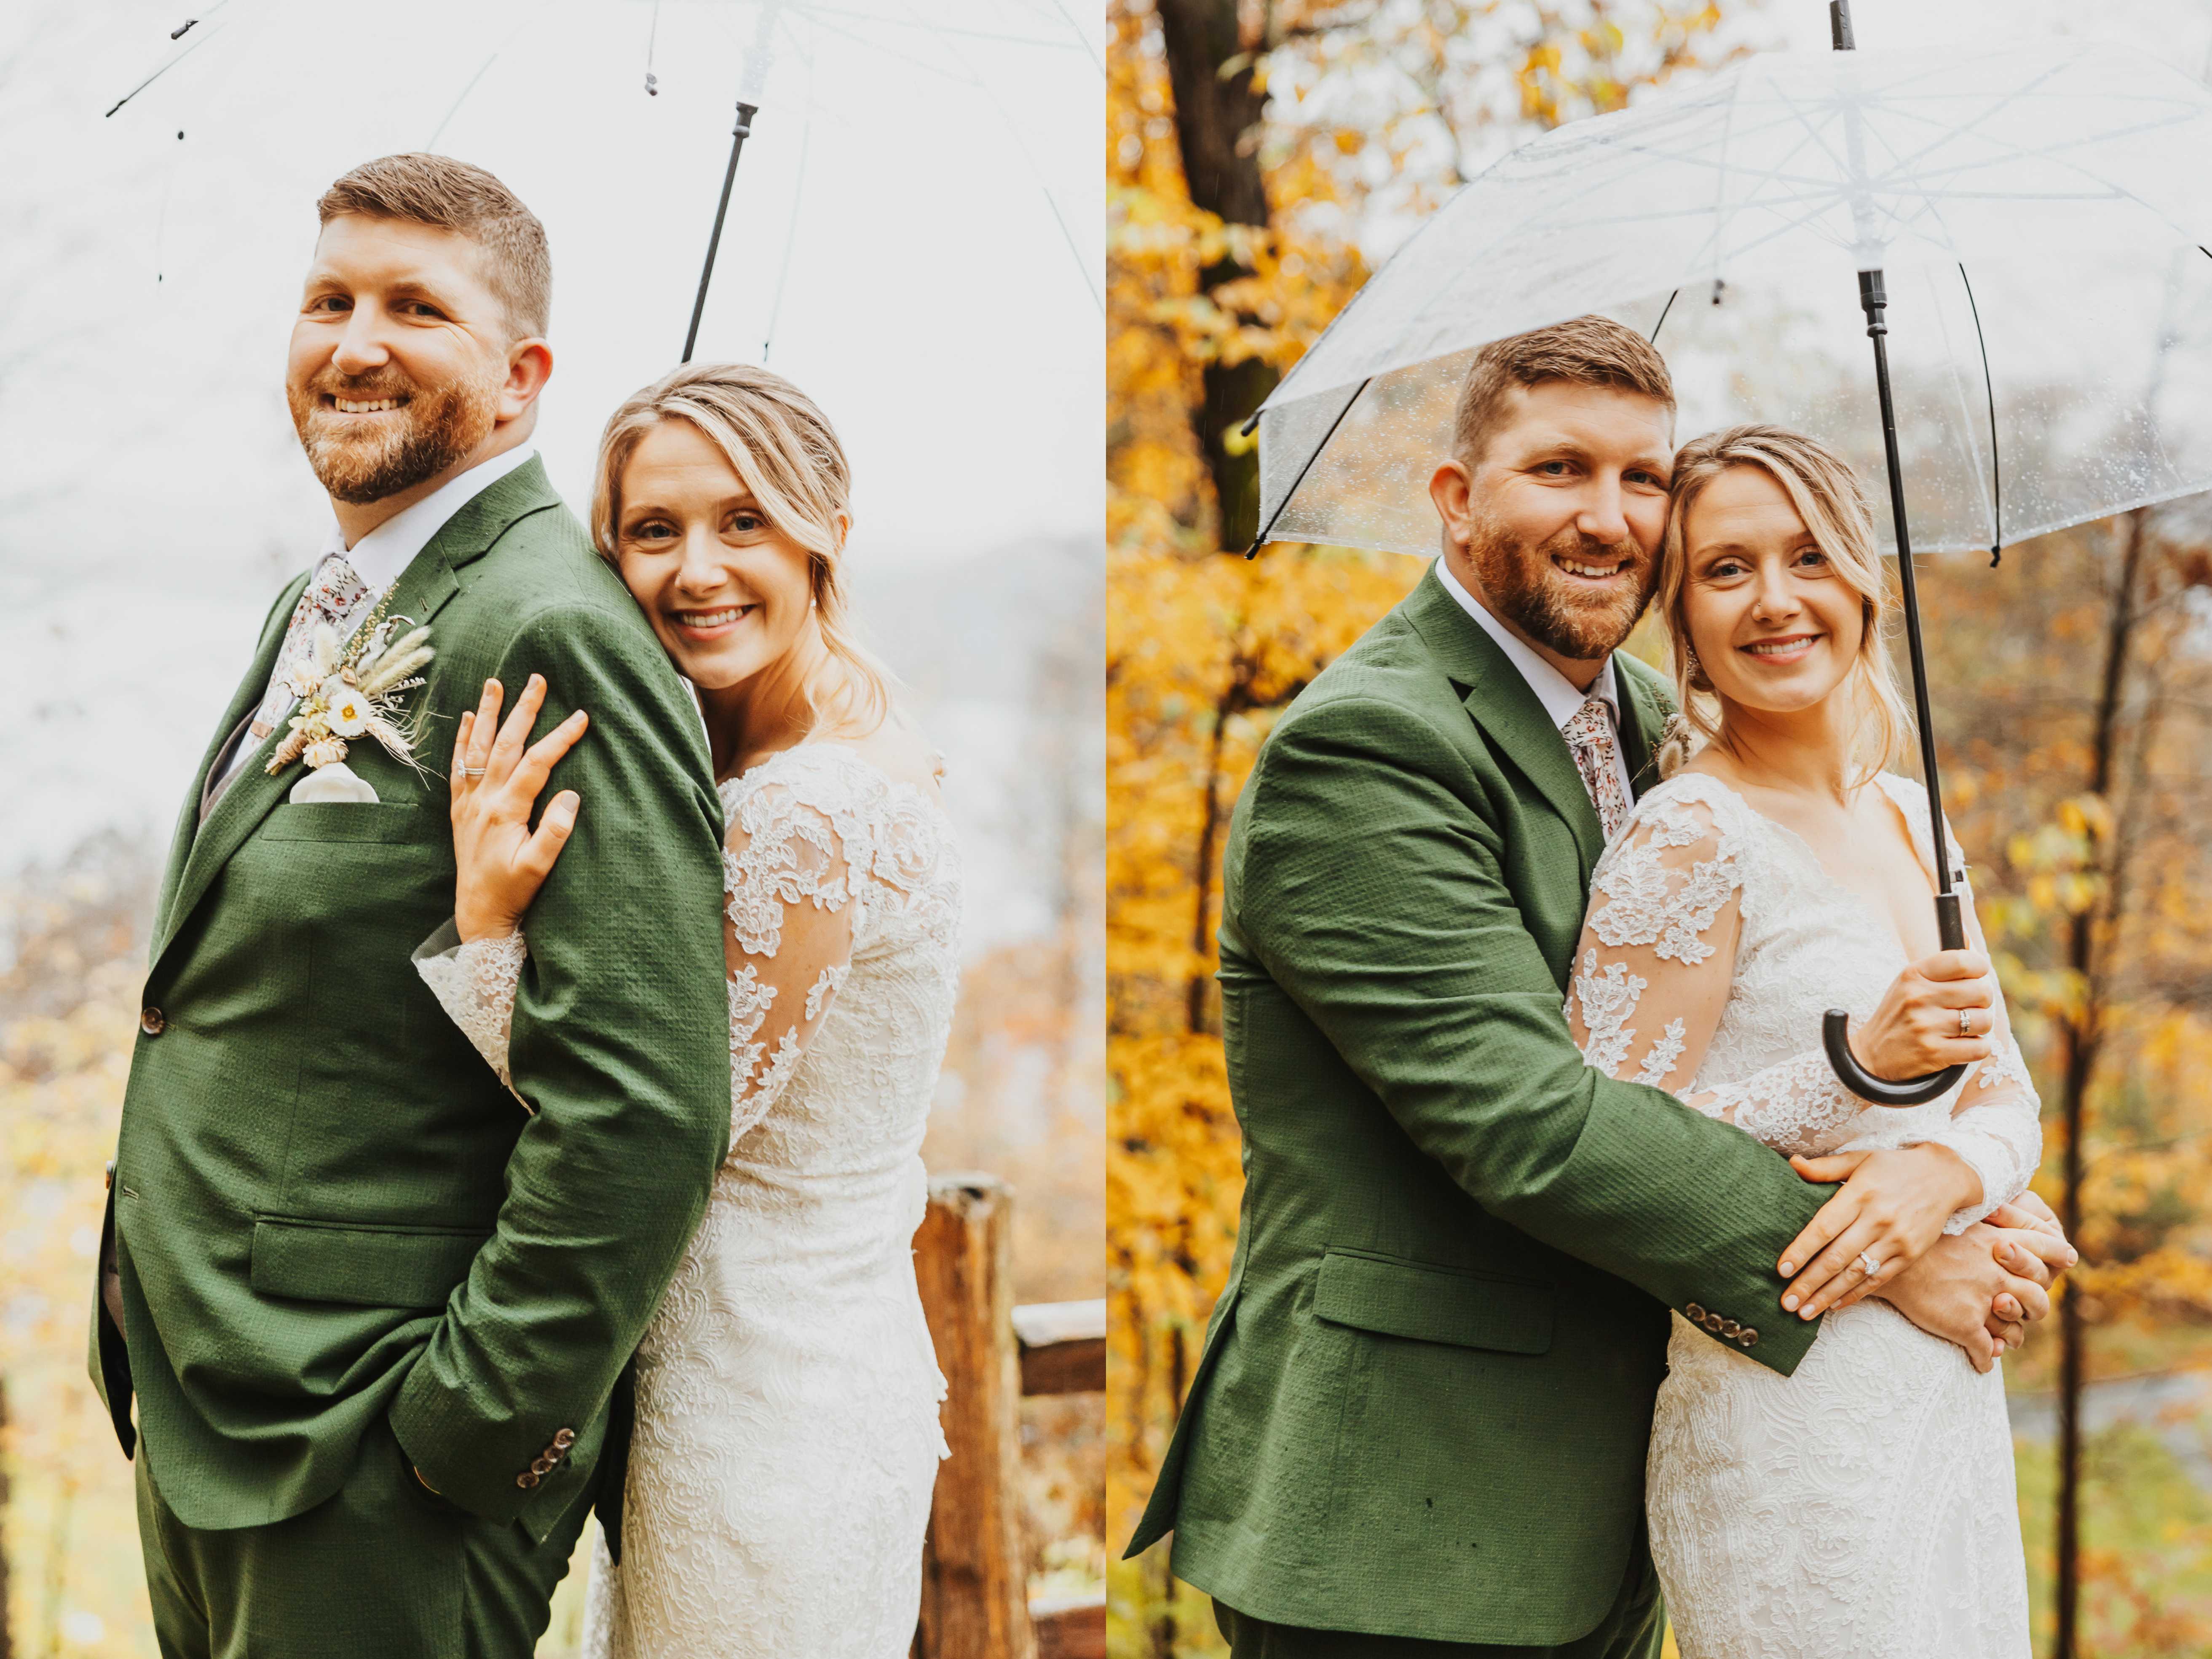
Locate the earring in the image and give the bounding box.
[1681,645,1700,676]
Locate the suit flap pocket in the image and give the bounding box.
[261,803,421,843]
[251,1219,490,1308]
[1313,1248,1553,1355]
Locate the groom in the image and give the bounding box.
[1128,316,2065,1656]
[89,154,731,1656]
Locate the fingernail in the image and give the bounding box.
[1779,1260,1795,1276]
[1782,1294,1799,1312]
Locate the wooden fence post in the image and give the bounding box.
[914,1173,1037,1659]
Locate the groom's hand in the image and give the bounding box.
[1875,1224,2054,1374]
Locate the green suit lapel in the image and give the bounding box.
[1401,566,1605,872]
[150,572,312,952]
[154,456,563,966]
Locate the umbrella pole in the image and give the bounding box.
[1817,268,1972,1106]
[1817,0,1968,1105]
[682,99,760,365]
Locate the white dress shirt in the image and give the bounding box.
[209,446,540,795]
[1435,556,1638,805]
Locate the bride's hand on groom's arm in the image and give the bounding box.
[1773,1143,1985,1319]
[450,674,591,942]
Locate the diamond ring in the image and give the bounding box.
[1857,1250,1881,1278]
[1958,1007,1973,1038]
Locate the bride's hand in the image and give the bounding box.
[1846,949,1999,1086]
[451,675,589,942]
[1773,1143,1984,1319]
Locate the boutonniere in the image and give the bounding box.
[265,594,436,783]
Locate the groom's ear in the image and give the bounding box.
[497,337,555,427]
[1429,456,1473,547]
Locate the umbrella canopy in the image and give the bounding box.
[1255,40,2212,559]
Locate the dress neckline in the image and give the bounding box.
[1654,769,1949,967]
[717,740,951,824]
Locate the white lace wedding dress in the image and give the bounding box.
[1565,771,2038,1659]
[418,742,961,1657]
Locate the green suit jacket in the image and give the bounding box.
[1127,566,1837,1647]
[89,458,731,1549]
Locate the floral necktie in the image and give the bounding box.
[248,551,373,744]
[1562,690,1628,842]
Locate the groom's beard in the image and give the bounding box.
[1463,508,1655,663]
[289,364,501,506]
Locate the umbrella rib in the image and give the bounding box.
[103,7,235,118]
[1955,262,2002,564]
[1249,378,1370,556]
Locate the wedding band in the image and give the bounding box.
[1857,1250,1881,1278]
[460,766,486,777]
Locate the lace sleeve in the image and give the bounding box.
[1569,793,1869,1157]
[412,920,532,1112]
[1904,871,2043,1232]
[722,777,860,1142]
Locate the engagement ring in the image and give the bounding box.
[1958,1007,1973,1037]
[1857,1250,1881,1278]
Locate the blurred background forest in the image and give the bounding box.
[1106,1,2212,1656]
[0,1,1103,1654]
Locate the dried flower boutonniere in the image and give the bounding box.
[265,594,437,781]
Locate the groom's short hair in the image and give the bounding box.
[317,154,552,341]
[1452,314,1674,466]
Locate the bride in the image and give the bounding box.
[415,362,960,1656]
[1566,424,2043,1657]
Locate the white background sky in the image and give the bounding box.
[0,0,1103,946]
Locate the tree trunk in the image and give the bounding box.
[2054,509,2148,1659]
[1154,0,1280,549]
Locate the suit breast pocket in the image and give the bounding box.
[261,802,425,843]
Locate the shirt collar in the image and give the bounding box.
[1435,556,1619,732]
[323,444,540,594]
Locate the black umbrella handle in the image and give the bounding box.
[1823,893,1970,1106]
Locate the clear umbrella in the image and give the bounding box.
[1251,2,2212,1100]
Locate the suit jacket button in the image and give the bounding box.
[1684,1303,1706,1322]
[552,1428,576,1450]
[140,1007,166,1036]
[1739,1327,1758,1346]
[516,1470,541,1490]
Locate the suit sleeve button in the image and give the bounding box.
[1720,1318,1741,1337]
[516,1470,541,1490]
[1684,1303,1706,1322]
[140,1007,166,1036]
[1739,1327,1759,1346]
[552,1428,576,1450]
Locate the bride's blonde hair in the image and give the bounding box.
[1654,423,1911,787]
[591,362,893,737]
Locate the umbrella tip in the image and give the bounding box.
[645,72,659,96]
[1244,538,1266,559]
[171,17,198,41]
[1239,411,1261,437]
[1989,545,2002,568]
